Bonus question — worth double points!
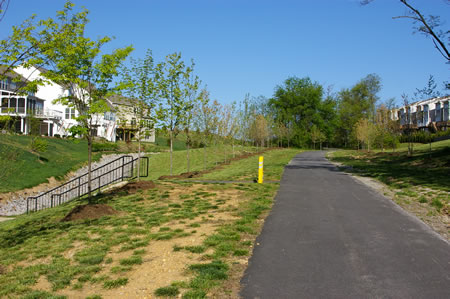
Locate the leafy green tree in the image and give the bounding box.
[193,89,219,170]
[41,2,133,198]
[155,52,196,175]
[121,49,158,180]
[336,74,381,147]
[269,76,331,147]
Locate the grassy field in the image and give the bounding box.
[329,140,450,238]
[0,135,100,193]
[144,145,262,181]
[0,148,300,298]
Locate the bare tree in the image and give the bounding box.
[362,0,449,63]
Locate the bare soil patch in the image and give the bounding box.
[61,204,119,222]
[117,180,156,194]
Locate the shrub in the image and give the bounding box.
[92,142,119,152]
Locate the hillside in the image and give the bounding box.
[0,135,92,193]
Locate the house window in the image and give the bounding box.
[65,108,76,119]
[436,103,441,122]
[0,79,8,90]
[424,105,429,124]
[131,118,137,126]
[444,102,449,121]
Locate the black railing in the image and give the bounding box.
[26,155,149,213]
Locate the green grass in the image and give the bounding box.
[143,144,261,181]
[330,140,450,192]
[330,139,450,214]
[0,135,102,193]
[200,148,301,181]
[0,147,300,298]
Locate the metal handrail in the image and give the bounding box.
[26,155,149,213]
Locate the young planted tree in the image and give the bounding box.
[355,118,376,151]
[121,49,158,180]
[155,52,196,175]
[193,89,219,170]
[42,3,133,198]
[183,70,200,173]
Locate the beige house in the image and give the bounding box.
[106,94,155,143]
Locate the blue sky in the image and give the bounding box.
[2,0,449,106]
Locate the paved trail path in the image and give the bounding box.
[241,151,450,299]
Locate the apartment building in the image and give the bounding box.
[391,96,450,131]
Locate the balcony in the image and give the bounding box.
[34,109,63,120]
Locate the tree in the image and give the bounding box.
[193,89,219,170]
[182,68,200,173]
[414,75,441,100]
[269,77,324,148]
[155,52,196,175]
[310,125,325,150]
[336,74,381,147]
[355,118,376,151]
[362,0,449,63]
[121,49,158,180]
[41,2,133,198]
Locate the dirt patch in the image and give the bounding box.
[117,180,156,194]
[61,204,119,222]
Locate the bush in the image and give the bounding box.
[54,134,61,138]
[92,142,119,152]
[399,130,450,144]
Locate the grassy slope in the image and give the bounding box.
[331,140,450,192]
[0,135,96,193]
[329,140,450,222]
[0,148,300,298]
[144,145,261,181]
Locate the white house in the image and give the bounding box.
[0,65,155,142]
[392,96,450,131]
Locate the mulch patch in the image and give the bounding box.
[61,204,119,222]
[119,180,156,194]
[158,148,276,180]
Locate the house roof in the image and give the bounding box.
[409,95,450,106]
[107,94,139,107]
[0,65,29,83]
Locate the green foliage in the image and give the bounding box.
[154,285,180,297]
[269,76,337,147]
[399,130,450,144]
[92,142,119,152]
[335,74,381,147]
[30,137,48,159]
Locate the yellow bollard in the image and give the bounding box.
[258,156,264,184]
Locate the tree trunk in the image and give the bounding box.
[87,135,92,201]
[203,144,207,170]
[170,130,173,175]
[187,142,190,173]
[232,141,235,158]
[137,129,141,181]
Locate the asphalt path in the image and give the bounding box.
[240,151,450,299]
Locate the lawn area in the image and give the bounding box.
[0,148,300,298]
[329,140,450,239]
[0,135,99,193]
[144,145,261,181]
